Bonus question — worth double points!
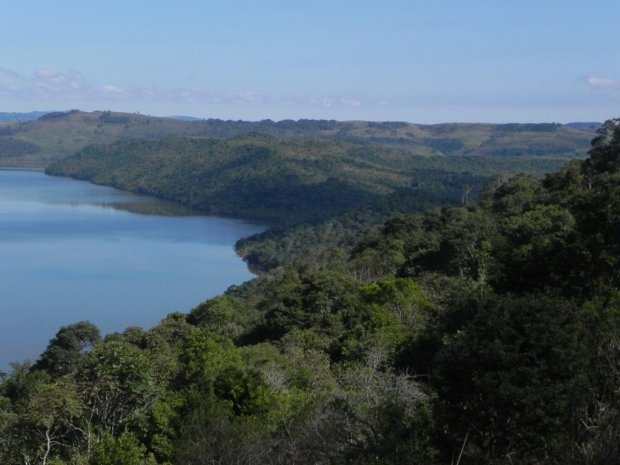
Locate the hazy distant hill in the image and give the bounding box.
[165,115,204,121]
[0,111,51,122]
[0,110,596,167]
[564,122,602,131]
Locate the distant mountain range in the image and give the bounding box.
[0,110,602,129]
[165,115,204,121]
[563,122,602,131]
[0,111,51,122]
[0,109,602,168]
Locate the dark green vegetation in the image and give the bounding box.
[2,120,620,464]
[0,137,40,158]
[46,132,569,272]
[0,109,595,167]
[46,135,565,224]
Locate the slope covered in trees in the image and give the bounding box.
[46,133,568,272]
[0,109,595,167]
[2,121,620,464]
[46,134,564,225]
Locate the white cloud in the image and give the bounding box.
[0,66,367,115]
[340,97,362,107]
[96,84,128,96]
[586,74,620,90]
[223,90,265,105]
[31,68,89,96]
[35,68,66,83]
[315,97,362,109]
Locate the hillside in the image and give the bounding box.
[0,109,596,167]
[3,121,620,465]
[46,135,566,225]
[47,134,570,273]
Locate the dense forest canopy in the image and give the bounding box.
[2,120,620,464]
[45,134,566,224]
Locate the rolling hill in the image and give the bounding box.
[0,109,597,167]
[46,134,567,225]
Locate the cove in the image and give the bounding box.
[0,169,265,370]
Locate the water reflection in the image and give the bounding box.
[63,200,198,216]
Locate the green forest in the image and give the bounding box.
[46,133,567,224]
[45,133,567,272]
[0,110,595,167]
[2,119,620,464]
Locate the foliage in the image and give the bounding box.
[33,321,101,376]
[0,137,39,158]
[3,119,620,465]
[46,130,568,272]
[91,432,156,465]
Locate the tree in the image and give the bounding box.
[78,341,155,437]
[187,296,258,341]
[17,380,82,465]
[492,204,577,294]
[33,321,101,376]
[426,293,588,464]
[274,360,435,465]
[584,119,620,175]
[491,173,546,217]
[90,431,156,465]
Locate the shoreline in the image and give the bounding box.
[0,166,46,172]
[9,167,270,277]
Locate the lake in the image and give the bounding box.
[0,169,264,370]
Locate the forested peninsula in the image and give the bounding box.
[44,132,569,272]
[2,113,620,465]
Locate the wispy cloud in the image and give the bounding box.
[96,84,129,97]
[312,97,363,109]
[0,66,366,112]
[0,67,91,100]
[340,98,362,108]
[35,68,69,85]
[586,74,620,90]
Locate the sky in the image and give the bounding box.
[0,0,618,123]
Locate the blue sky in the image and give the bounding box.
[0,1,618,122]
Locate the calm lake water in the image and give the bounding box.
[0,169,264,369]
